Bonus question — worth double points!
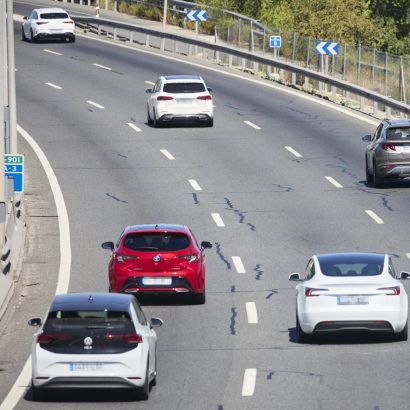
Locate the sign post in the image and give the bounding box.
[4,154,24,193]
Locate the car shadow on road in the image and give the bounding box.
[135,293,197,306]
[361,179,410,189]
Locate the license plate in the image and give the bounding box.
[337,295,369,305]
[69,362,103,371]
[142,277,172,285]
[176,99,193,104]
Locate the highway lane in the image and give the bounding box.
[3,1,410,409]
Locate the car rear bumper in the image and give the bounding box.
[119,276,200,294]
[158,113,212,123]
[34,32,75,40]
[378,164,410,178]
[32,376,143,389]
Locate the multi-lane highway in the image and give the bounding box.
[1,1,410,409]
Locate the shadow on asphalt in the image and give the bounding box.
[360,179,410,189]
[136,293,197,306]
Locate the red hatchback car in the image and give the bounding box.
[102,224,212,304]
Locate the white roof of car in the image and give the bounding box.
[36,8,69,14]
[162,75,204,83]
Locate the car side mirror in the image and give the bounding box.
[150,317,163,328]
[145,88,154,94]
[289,273,303,281]
[101,241,114,251]
[362,134,372,142]
[207,87,212,93]
[201,241,212,250]
[28,318,42,327]
[400,271,410,280]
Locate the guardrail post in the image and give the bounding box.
[175,41,179,54]
[215,51,220,64]
[360,96,365,112]
[229,54,232,68]
[97,25,101,37]
[113,28,117,41]
[130,31,134,44]
[145,34,150,47]
[373,100,378,117]
[386,106,391,118]
[161,38,165,51]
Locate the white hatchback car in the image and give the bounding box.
[22,8,75,43]
[146,75,214,127]
[289,253,410,343]
[28,293,162,401]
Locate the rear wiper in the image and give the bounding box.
[86,325,109,329]
[133,246,159,251]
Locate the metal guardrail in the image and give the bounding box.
[73,15,410,116]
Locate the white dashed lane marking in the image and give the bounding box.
[93,63,112,71]
[242,369,257,396]
[45,82,62,90]
[365,210,384,224]
[211,213,225,227]
[406,253,410,260]
[232,256,246,274]
[126,122,142,133]
[160,149,175,160]
[285,146,303,158]
[43,49,62,56]
[325,176,343,188]
[87,100,105,109]
[245,302,258,324]
[188,179,202,191]
[244,120,261,130]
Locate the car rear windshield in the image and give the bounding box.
[123,232,190,251]
[40,13,69,19]
[163,82,206,93]
[386,127,410,141]
[318,254,384,277]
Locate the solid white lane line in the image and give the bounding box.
[211,213,225,227]
[43,49,62,56]
[244,120,261,130]
[126,122,142,133]
[232,256,246,274]
[245,302,258,324]
[406,253,410,260]
[285,146,303,158]
[87,100,105,109]
[0,125,72,410]
[325,176,343,188]
[93,63,112,71]
[365,210,384,225]
[188,179,202,191]
[145,81,155,86]
[242,368,257,397]
[160,149,175,160]
[45,82,62,90]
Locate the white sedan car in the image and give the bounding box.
[146,75,214,127]
[28,293,162,401]
[289,253,410,343]
[22,8,75,43]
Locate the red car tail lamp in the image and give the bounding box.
[36,334,71,344]
[157,96,174,101]
[305,288,329,297]
[197,95,212,100]
[114,254,140,263]
[105,334,143,344]
[377,286,400,295]
[177,254,199,263]
[381,143,396,151]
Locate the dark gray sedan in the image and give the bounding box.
[362,119,410,187]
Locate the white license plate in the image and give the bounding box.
[176,99,193,104]
[142,277,172,285]
[69,362,103,371]
[337,295,369,305]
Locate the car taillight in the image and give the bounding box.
[105,334,143,344]
[157,96,174,101]
[197,95,212,100]
[64,20,74,24]
[36,334,70,344]
[177,254,199,263]
[36,21,48,25]
[114,254,139,263]
[381,143,396,151]
[377,286,400,295]
[305,288,328,297]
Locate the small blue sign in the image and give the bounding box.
[187,9,208,21]
[315,41,339,55]
[269,36,281,48]
[4,154,24,193]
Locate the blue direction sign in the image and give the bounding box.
[315,41,339,55]
[269,36,281,48]
[187,9,208,21]
[4,154,24,193]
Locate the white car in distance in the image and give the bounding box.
[146,75,214,127]
[28,293,162,401]
[289,253,410,343]
[22,8,75,43]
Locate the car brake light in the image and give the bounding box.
[197,95,212,100]
[64,20,74,24]
[157,96,174,101]
[305,287,328,297]
[381,143,396,151]
[177,254,199,263]
[115,254,140,263]
[105,334,143,344]
[377,286,400,295]
[36,334,70,344]
[36,21,48,25]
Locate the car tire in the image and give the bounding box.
[152,109,160,128]
[147,107,153,125]
[135,361,150,400]
[296,314,312,343]
[69,36,75,43]
[31,384,47,401]
[373,162,384,188]
[365,157,373,185]
[206,118,214,127]
[193,289,206,304]
[396,322,408,341]
[150,348,157,387]
[22,27,26,41]
[30,29,36,43]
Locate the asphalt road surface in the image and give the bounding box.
[1,1,410,409]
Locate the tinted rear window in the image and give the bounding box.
[318,254,384,277]
[124,232,190,251]
[40,13,69,19]
[386,127,410,141]
[163,82,205,93]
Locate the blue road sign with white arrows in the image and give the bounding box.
[187,9,208,21]
[269,36,281,48]
[4,154,24,193]
[315,41,339,55]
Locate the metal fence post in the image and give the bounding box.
[385,52,388,96]
[372,48,376,84]
[357,43,361,86]
[238,18,241,48]
[400,56,406,104]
